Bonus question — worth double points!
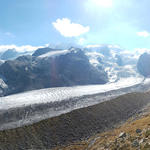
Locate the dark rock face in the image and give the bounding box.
[0,49,108,95]
[137,53,150,77]
[54,50,107,85]
[32,47,60,57]
[1,49,19,60]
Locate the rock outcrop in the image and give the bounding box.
[137,53,150,77]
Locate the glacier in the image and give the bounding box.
[0,76,149,131]
[0,77,143,110]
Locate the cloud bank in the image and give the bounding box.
[137,30,150,37]
[52,18,90,37]
[0,45,45,53]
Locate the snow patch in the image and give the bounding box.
[39,49,69,58]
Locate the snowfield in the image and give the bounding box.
[39,49,69,58]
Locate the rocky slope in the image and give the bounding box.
[58,107,150,150]
[0,91,150,150]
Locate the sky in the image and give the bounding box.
[1,0,150,50]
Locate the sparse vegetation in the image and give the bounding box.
[56,111,150,150]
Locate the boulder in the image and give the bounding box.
[119,132,126,138]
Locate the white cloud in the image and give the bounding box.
[108,44,121,49]
[52,18,90,37]
[0,45,46,53]
[5,32,15,38]
[137,31,150,37]
[86,44,102,48]
[134,48,150,55]
[78,38,86,45]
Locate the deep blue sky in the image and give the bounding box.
[1,0,150,50]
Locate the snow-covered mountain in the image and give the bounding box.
[84,44,143,82]
[0,44,148,97]
[0,47,108,96]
